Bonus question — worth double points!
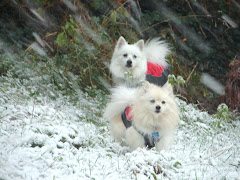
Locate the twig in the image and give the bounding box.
[31,99,35,124]
[185,0,207,38]
[211,146,233,158]
[25,32,57,52]
[186,62,198,83]
[141,14,210,33]
[197,100,207,112]
[184,162,213,166]
[184,146,233,167]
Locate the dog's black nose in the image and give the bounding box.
[156,105,161,110]
[126,60,132,67]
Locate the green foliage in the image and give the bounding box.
[215,103,230,123]
[0,55,14,76]
[1,0,239,113]
[84,86,106,102]
[99,5,139,42]
[55,32,68,47]
[173,161,182,168]
[168,74,186,87]
[65,15,79,36]
[55,15,79,47]
[53,15,109,94]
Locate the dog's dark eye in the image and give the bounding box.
[162,101,166,104]
[150,99,155,103]
[133,55,137,58]
[123,53,128,57]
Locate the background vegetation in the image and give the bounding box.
[0,0,239,113]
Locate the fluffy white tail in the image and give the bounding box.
[104,86,138,120]
[144,38,170,67]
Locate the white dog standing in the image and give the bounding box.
[110,36,171,87]
[104,82,180,151]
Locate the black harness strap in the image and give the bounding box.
[121,107,132,128]
[143,134,154,149]
[146,65,171,87]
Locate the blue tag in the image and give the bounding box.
[152,132,159,138]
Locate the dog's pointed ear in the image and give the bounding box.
[116,36,127,49]
[135,39,144,51]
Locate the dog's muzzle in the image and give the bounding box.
[155,105,161,113]
[126,60,132,68]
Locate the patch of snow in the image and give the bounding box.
[0,74,240,180]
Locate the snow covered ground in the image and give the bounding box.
[0,62,240,180]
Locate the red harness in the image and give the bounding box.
[146,62,165,77]
[125,107,133,120]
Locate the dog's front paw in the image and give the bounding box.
[125,127,145,151]
[155,134,174,152]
